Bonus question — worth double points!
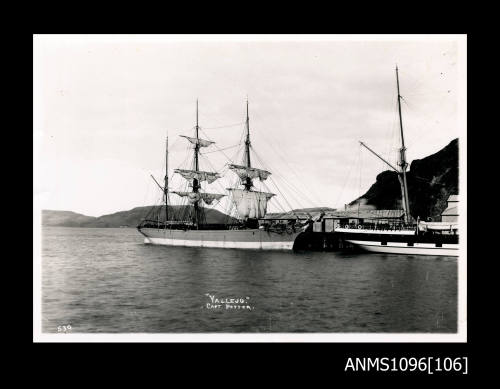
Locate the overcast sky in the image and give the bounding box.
[34,35,466,217]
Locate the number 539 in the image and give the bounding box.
[57,325,71,333]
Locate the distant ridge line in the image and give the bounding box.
[42,205,234,228]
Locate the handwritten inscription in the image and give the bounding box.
[57,325,72,333]
[205,294,254,310]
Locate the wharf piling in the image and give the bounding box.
[293,231,355,252]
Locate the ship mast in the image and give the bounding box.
[226,99,275,221]
[193,99,200,227]
[244,98,253,191]
[172,100,225,223]
[164,135,169,225]
[357,67,412,223]
[396,66,411,222]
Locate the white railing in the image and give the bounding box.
[337,224,416,232]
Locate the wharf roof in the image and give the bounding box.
[265,209,405,220]
[265,211,314,220]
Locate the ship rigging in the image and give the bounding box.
[137,99,310,250]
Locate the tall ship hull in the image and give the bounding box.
[139,227,302,250]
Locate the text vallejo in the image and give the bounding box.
[204,294,254,310]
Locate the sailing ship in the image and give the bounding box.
[137,100,307,250]
[335,67,459,257]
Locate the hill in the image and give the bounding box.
[348,138,458,220]
[42,205,236,228]
[42,210,97,227]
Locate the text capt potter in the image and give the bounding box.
[205,294,254,310]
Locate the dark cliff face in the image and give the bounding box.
[351,138,458,220]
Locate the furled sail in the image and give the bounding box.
[228,189,275,219]
[180,135,214,148]
[174,169,221,184]
[172,191,200,204]
[229,164,271,181]
[172,191,225,205]
[199,193,225,205]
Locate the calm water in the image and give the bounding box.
[41,227,457,333]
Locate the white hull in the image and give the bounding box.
[347,240,458,257]
[144,236,295,250]
[140,228,301,251]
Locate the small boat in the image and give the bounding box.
[334,67,459,257]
